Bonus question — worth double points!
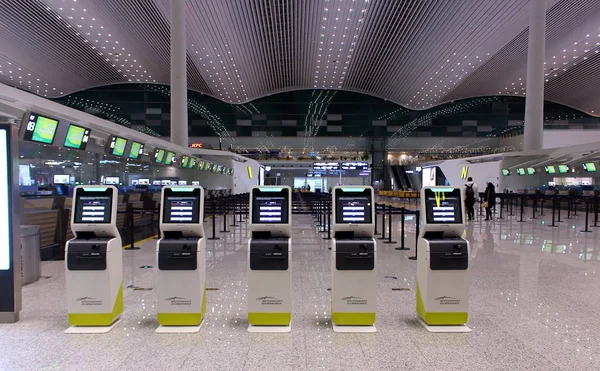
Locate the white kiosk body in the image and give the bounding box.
[331,186,376,332]
[65,186,123,331]
[247,186,292,331]
[417,187,470,332]
[155,186,207,331]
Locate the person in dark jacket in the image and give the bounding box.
[484,182,496,221]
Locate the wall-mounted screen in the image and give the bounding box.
[424,188,463,224]
[63,124,91,150]
[154,148,165,164]
[164,152,175,166]
[108,136,127,157]
[129,141,144,159]
[251,188,289,224]
[558,165,570,174]
[203,162,211,171]
[583,163,597,172]
[73,187,113,224]
[138,179,150,185]
[53,174,70,184]
[527,168,536,175]
[516,168,525,176]
[181,155,190,168]
[545,165,556,174]
[104,177,119,185]
[23,113,59,145]
[334,188,373,224]
[501,168,511,176]
[162,187,201,224]
[189,158,197,169]
[198,160,205,170]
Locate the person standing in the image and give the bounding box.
[464,177,478,221]
[483,182,496,221]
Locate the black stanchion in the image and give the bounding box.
[518,195,526,223]
[323,201,331,240]
[540,198,545,216]
[509,195,514,216]
[124,211,140,250]
[566,198,572,219]
[557,197,563,223]
[498,196,505,220]
[239,199,244,223]
[408,210,419,260]
[230,199,239,227]
[378,206,387,240]
[581,200,592,233]
[549,198,558,228]
[221,199,231,233]
[594,196,600,227]
[531,197,537,220]
[374,204,380,235]
[208,202,220,240]
[384,205,397,245]
[395,208,410,250]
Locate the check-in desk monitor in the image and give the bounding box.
[247,186,292,330]
[156,186,207,329]
[330,186,376,331]
[65,186,123,328]
[417,187,470,330]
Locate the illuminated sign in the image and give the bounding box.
[461,166,469,180]
[189,143,203,148]
[0,128,10,270]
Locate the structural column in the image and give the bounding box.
[523,0,547,151]
[170,0,188,147]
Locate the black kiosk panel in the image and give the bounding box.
[334,188,372,224]
[73,187,113,224]
[249,239,289,271]
[424,188,463,225]
[162,188,201,224]
[251,188,289,224]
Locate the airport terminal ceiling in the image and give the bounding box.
[2,0,600,115]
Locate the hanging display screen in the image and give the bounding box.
[181,156,190,168]
[516,168,525,176]
[334,188,373,224]
[545,165,556,174]
[63,124,91,150]
[23,113,59,145]
[164,152,175,166]
[73,187,113,224]
[424,188,463,224]
[583,163,597,172]
[108,136,127,157]
[154,148,165,164]
[162,188,201,224]
[129,141,144,159]
[501,169,511,176]
[558,165,570,174]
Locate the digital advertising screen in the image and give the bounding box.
[251,188,289,224]
[545,165,556,174]
[334,188,373,224]
[162,188,201,224]
[558,164,570,174]
[23,113,59,145]
[109,136,127,157]
[422,167,436,187]
[164,152,175,166]
[154,148,165,164]
[501,168,511,176]
[583,163,597,172]
[74,188,113,224]
[53,174,70,184]
[424,188,463,224]
[129,141,144,159]
[63,124,91,150]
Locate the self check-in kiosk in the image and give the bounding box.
[155,186,207,333]
[331,186,376,333]
[417,187,470,332]
[65,186,123,333]
[247,186,292,332]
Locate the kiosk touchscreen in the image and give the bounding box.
[155,186,207,333]
[247,186,292,332]
[65,186,123,333]
[330,186,376,332]
[416,187,470,332]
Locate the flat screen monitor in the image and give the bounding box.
[161,180,170,185]
[516,168,525,176]
[501,168,511,176]
[53,174,70,184]
[138,179,150,185]
[63,124,91,150]
[104,177,119,185]
[545,165,556,174]
[527,168,536,175]
[162,188,202,224]
[558,164,570,174]
[154,148,165,164]
[424,188,463,224]
[129,141,144,159]
[189,158,197,169]
[202,162,211,171]
[334,188,373,224]
[152,180,162,186]
[178,181,187,185]
[181,156,190,168]
[165,152,175,166]
[23,113,59,145]
[109,136,127,157]
[192,181,200,185]
[73,187,113,224]
[198,160,205,170]
[251,188,289,224]
[583,163,597,172]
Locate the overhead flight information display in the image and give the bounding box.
[164,152,175,165]
[74,188,113,224]
[251,188,289,224]
[63,124,91,150]
[154,148,165,164]
[109,136,127,157]
[129,141,144,159]
[424,188,463,224]
[341,162,368,170]
[23,113,59,145]
[181,155,190,168]
[162,188,201,224]
[334,188,372,224]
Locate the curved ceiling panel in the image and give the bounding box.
[2,0,600,115]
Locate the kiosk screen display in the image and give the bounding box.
[424,188,463,224]
[162,188,201,224]
[334,188,373,224]
[129,142,144,159]
[251,188,289,224]
[74,188,113,224]
[23,113,59,144]
[63,124,91,150]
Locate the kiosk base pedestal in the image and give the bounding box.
[248,323,291,333]
[418,317,471,333]
[156,320,204,334]
[332,324,377,333]
[65,318,121,334]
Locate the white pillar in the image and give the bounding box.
[170,0,188,148]
[523,0,546,151]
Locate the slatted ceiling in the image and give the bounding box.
[1,0,600,114]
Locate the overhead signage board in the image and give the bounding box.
[63,124,91,150]
[341,162,368,170]
[189,143,203,148]
[313,162,340,171]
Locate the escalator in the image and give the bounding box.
[390,165,407,190]
[398,165,413,190]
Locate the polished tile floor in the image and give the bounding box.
[2,206,600,370]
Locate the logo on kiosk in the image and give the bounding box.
[256,296,283,305]
[341,296,368,305]
[434,296,461,305]
[76,297,102,306]
[166,296,192,306]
